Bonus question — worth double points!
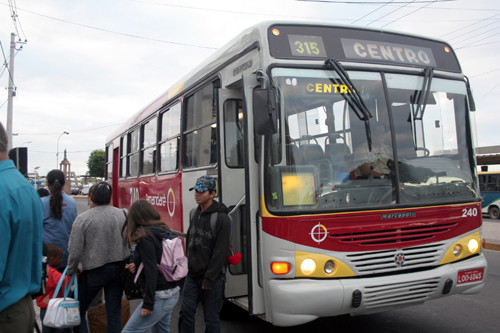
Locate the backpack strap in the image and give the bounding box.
[210,212,218,236]
[189,208,197,225]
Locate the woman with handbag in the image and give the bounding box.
[67,182,129,333]
[122,199,181,333]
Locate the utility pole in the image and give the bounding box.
[6,32,16,151]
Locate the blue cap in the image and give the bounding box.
[189,175,216,193]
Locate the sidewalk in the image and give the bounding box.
[483,219,500,251]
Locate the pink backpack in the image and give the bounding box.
[135,236,188,283]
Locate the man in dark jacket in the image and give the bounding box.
[179,175,231,333]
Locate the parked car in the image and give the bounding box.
[71,187,80,195]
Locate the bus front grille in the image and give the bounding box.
[329,222,457,246]
[363,277,441,309]
[346,243,446,275]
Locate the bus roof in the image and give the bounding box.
[105,21,459,144]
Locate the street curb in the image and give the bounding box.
[484,242,500,251]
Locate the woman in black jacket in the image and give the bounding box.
[122,199,180,333]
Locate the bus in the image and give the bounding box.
[479,171,500,219]
[105,22,486,326]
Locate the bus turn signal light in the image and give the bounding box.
[271,262,290,275]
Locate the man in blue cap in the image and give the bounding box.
[179,175,231,333]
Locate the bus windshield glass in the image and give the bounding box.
[266,67,478,212]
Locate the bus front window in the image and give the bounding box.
[266,68,478,213]
[386,74,477,203]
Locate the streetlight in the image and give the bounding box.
[56,131,69,168]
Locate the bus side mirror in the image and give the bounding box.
[253,88,277,135]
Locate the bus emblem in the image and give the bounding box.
[394,252,405,266]
[167,188,176,217]
[310,223,329,244]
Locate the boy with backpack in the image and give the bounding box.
[179,175,231,333]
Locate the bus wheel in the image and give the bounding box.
[488,206,500,219]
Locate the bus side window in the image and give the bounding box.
[159,103,181,173]
[120,135,127,178]
[129,129,140,177]
[224,99,244,168]
[141,116,157,175]
[183,81,219,169]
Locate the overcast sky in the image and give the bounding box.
[1,0,499,177]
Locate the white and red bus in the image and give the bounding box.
[105,22,486,326]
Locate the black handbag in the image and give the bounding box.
[122,252,143,300]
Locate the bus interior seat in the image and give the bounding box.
[286,143,302,165]
[392,104,418,160]
[300,144,324,162]
[325,143,351,182]
[325,143,351,166]
[300,144,332,186]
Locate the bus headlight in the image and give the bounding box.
[440,231,482,265]
[300,259,316,275]
[468,239,479,253]
[324,260,335,274]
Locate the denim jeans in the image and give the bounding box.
[122,290,179,333]
[74,260,125,333]
[178,274,225,333]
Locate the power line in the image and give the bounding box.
[439,13,500,39]
[365,0,417,26]
[0,3,218,50]
[7,0,27,42]
[297,0,452,3]
[16,122,123,136]
[452,22,500,47]
[351,0,395,24]
[0,39,16,90]
[469,68,500,78]
[456,39,500,50]
[380,0,436,27]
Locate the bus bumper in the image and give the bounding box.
[267,253,486,327]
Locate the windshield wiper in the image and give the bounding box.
[411,66,434,120]
[324,58,373,149]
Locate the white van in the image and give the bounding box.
[81,184,92,195]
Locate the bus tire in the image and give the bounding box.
[488,206,500,219]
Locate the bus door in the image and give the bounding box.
[219,88,248,299]
[241,73,267,316]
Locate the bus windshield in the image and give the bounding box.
[266,67,479,212]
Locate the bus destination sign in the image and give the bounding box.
[341,38,437,67]
[268,25,461,72]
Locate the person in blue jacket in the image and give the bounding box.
[41,169,77,269]
[0,122,43,332]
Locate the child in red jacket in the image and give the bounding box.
[36,244,72,333]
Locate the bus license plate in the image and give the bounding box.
[457,268,484,285]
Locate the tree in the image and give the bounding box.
[87,149,105,177]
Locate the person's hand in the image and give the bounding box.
[141,309,152,317]
[125,263,136,273]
